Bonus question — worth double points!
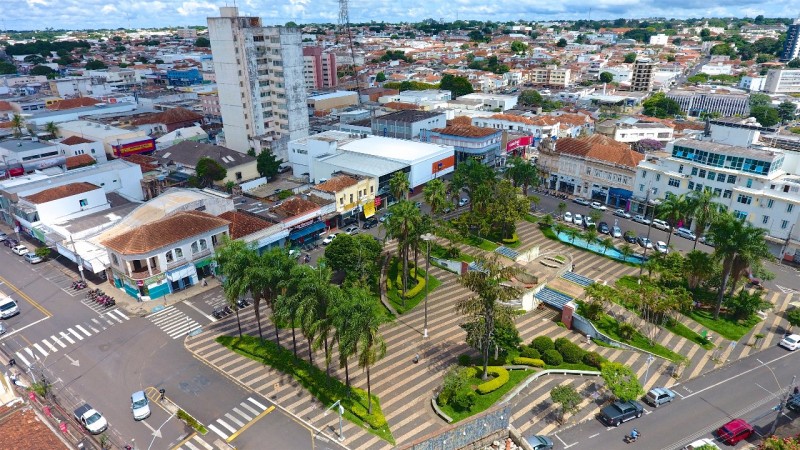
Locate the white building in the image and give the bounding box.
[456,93,518,111]
[608,121,674,144]
[764,69,800,94]
[649,34,669,46]
[207,6,309,158]
[699,63,733,76]
[739,76,766,92]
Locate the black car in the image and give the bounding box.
[362,218,379,229]
[623,233,638,244]
[598,400,644,426]
[598,222,610,234]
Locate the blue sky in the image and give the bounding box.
[4,0,793,31]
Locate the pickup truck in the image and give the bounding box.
[597,400,643,426]
[73,404,108,434]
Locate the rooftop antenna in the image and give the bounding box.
[338,0,362,105]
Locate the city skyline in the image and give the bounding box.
[4,0,794,31]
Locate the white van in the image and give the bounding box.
[0,296,19,319]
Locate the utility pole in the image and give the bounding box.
[638,187,655,279]
[325,400,345,441]
[70,235,86,282]
[769,375,797,436]
[421,233,434,338]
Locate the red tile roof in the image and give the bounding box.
[23,182,99,204]
[0,406,69,450]
[277,197,319,217]
[555,135,644,168]
[65,154,97,169]
[218,210,274,239]
[432,124,499,138]
[384,102,419,111]
[60,135,95,146]
[131,107,203,126]
[122,154,160,172]
[490,113,560,126]
[314,176,358,193]
[102,211,230,254]
[0,101,12,111]
[46,97,101,111]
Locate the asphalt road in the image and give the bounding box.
[551,345,800,450]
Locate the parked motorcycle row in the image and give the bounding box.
[211,297,251,319]
[85,289,116,307]
[532,187,570,200]
[71,279,88,290]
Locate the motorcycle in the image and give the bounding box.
[212,306,227,319]
[624,432,640,444]
[236,298,250,309]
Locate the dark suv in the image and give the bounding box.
[362,218,379,229]
[598,400,643,426]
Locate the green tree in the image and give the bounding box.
[84,59,107,70]
[195,157,227,187]
[786,309,800,333]
[0,61,17,74]
[510,40,527,54]
[297,263,340,371]
[601,362,643,402]
[619,244,634,262]
[518,89,543,106]
[423,178,449,216]
[599,71,614,83]
[504,156,538,195]
[375,71,386,83]
[583,226,599,246]
[451,158,496,211]
[34,247,51,260]
[556,202,567,217]
[686,189,719,250]
[778,100,797,123]
[384,200,423,303]
[389,171,410,201]
[256,150,282,178]
[683,250,716,290]
[29,65,55,76]
[457,255,521,379]
[556,38,567,47]
[600,237,615,255]
[194,37,210,47]
[324,234,382,287]
[214,238,252,337]
[483,179,529,240]
[655,194,687,248]
[550,385,582,424]
[439,73,474,98]
[623,52,637,63]
[642,92,682,118]
[751,105,780,127]
[11,114,25,138]
[274,264,312,358]
[786,58,800,69]
[350,287,387,414]
[750,93,772,108]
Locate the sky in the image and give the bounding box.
[3,0,794,31]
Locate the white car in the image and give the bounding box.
[573,214,583,225]
[322,233,338,245]
[633,214,651,225]
[583,216,595,228]
[563,212,573,223]
[652,219,671,231]
[611,226,623,238]
[24,253,43,264]
[779,334,800,351]
[344,226,359,235]
[11,245,28,256]
[590,201,607,211]
[573,197,590,206]
[675,227,697,241]
[613,209,632,219]
[684,438,720,450]
[458,198,469,207]
[656,241,668,254]
[131,390,151,420]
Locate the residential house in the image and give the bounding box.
[153,141,258,185]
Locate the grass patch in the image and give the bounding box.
[665,319,714,350]
[554,255,565,262]
[430,242,474,263]
[217,335,395,444]
[464,234,500,252]
[177,409,208,435]
[439,368,533,423]
[524,213,540,223]
[684,309,760,342]
[386,258,441,315]
[591,313,685,362]
[545,362,599,371]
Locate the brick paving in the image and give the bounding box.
[184,219,798,448]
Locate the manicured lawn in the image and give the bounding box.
[665,319,715,350]
[439,368,533,423]
[592,313,685,362]
[386,258,441,315]
[217,335,395,444]
[684,309,760,342]
[464,235,500,252]
[430,243,474,263]
[524,213,540,223]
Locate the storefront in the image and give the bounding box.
[288,221,326,245]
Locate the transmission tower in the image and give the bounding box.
[338,0,361,104]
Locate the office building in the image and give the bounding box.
[207,6,309,159]
[764,69,800,94]
[780,19,800,62]
[631,59,655,92]
[302,46,338,91]
[666,88,750,117]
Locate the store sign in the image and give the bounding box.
[292,219,313,231]
[113,139,156,156]
[506,136,533,152]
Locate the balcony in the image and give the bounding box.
[166,257,188,270]
[129,267,161,280]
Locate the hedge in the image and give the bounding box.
[519,345,541,359]
[583,351,606,369]
[530,336,555,354]
[476,367,510,394]
[394,266,426,299]
[542,349,563,366]
[560,342,586,364]
[512,357,545,368]
[502,233,519,244]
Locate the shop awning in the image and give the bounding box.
[194,259,212,269]
[289,222,325,241]
[167,265,196,282]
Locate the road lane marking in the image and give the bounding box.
[0,316,49,340]
[67,328,83,341]
[0,274,51,317]
[75,325,91,337]
[59,332,75,344]
[32,343,48,357]
[207,424,229,439]
[15,352,31,367]
[50,335,66,348]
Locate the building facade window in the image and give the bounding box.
[782,220,789,229]
[767,199,774,208]
[723,189,732,198]
[762,215,769,224]
[736,194,752,205]
[788,204,795,213]
[734,210,747,220]
[668,178,680,188]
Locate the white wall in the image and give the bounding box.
[33,188,109,223]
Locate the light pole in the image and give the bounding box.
[638,187,655,279]
[325,400,345,441]
[421,233,434,339]
[769,375,797,436]
[643,355,655,385]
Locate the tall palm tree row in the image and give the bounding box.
[655,194,688,248]
[504,156,539,195]
[383,200,424,304]
[422,178,449,216]
[389,171,411,203]
[686,190,720,250]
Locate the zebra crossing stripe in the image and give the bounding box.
[224,413,245,428]
[68,328,84,341]
[206,424,229,439]
[239,401,259,417]
[75,325,92,337]
[183,441,201,450]
[60,331,75,344]
[42,339,58,353]
[247,397,268,410]
[191,435,213,450]
[32,343,48,357]
[215,419,237,434]
[147,306,175,318]
[50,335,66,348]
[108,309,128,321]
[15,351,31,367]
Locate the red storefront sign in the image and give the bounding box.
[506,136,533,152]
[113,138,156,157]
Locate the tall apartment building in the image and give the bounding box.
[764,69,800,94]
[302,46,338,91]
[630,58,655,92]
[524,66,571,88]
[780,19,800,62]
[207,7,309,158]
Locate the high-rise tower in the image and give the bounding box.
[781,19,800,62]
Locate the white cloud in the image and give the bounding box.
[176,0,220,17]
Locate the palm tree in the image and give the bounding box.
[330,293,360,387]
[556,202,567,218]
[655,194,687,248]
[505,156,539,195]
[686,190,719,250]
[11,114,25,138]
[44,121,59,138]
[706,212,771,319]
[457,255,521,379]
[274,264,310,358]
[239,247,296,342]
[583,226,599,246]
[683,250,715,290]
[619,243,634,262]
[389,171,410,202]
[384,201,422,304]
[552,222,566,238]
[214,238,253,337]
[565,227,580,243]
[299,263,340,371]
[600,237,615,255]
[423,178,449,216]
[349,287,387,414]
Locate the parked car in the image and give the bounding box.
[684,438,720,450]
[644,387,676,407]
[652,219,671,231]
[583,216,595,228]
[414,201,422,209]
[362,218,379,229]
[563,212,573,223]
[597,222,610,234]
[525,435,554,450]
[0,233,6,242]
[573,197,590,206]
[699,235,715,246]
[11,245,28,256]
[23,253,43,264]
[342,217,358,227]
[656,241,668,254]
[675,227,697,240]
[623,232,638,244]
[613,209,632,219]
[379,212,392,223]
[597,400,643,426]
[131,390,151,420]
[611,226,623,238]
[322,233,338,245]
[573,214,583,226]
[786,393,800,412]
[637,236,654,249]
[458,197,469,207]
[590,201,607,211]
[0,297,20,319]
[344,226,359,236]
[632,214,651,225]
[74,404,108,434]
[779,333,800,351]
[716,419,753,445]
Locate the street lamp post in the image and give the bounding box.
[325,400,345,441]
[769,375,797,436]
[643,355,655,385]
[638,188,655,279]
[421,233,434,339]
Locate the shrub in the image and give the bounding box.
[458,354,472,367]
[559,342,586,364]
[476,367,510,394]
[452,387,478,410]
[502,233,519,244]
[512,357,545,367]
[583,351,606,369]
[542,349,563,366]
[402,275,426,298]
[530,336,555,354]
[438,365,472,406]
[554,337,572,352]
[519,345,541,359]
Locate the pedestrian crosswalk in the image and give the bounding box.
[175,434,214,450]
[13,309,128,368]
[205,397,269,441]
[147,305,201,340]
